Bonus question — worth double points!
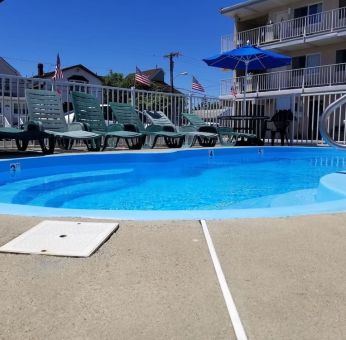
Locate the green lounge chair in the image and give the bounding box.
[181,112,257,146]
[0,126,37,152]
[109,102,185,148]
[25,89,100,154]
[71,92,143,150]
[0,99,80,154]
[144,110,218,147]
[25,89,102,153]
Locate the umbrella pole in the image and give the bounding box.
[243,61,249,116]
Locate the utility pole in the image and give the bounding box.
[164,52,180,93]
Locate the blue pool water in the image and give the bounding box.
[1,147,346,219]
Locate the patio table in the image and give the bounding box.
[218,115,270,140]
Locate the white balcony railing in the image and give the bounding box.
[221,63,346,96]
[221,6,346,51]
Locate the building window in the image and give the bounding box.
[306,54,321,68]
[339,0,346,20]
[336,49,346,64]
[292,56,306,69]
[292,54,320,69]
[294,3,322,19]
[294,7,307,18]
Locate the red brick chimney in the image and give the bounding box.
[37,63,44,77]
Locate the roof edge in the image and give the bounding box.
[36,64,103,81]
[0,57,21,76]
[220,0,265,15]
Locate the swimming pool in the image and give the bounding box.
[1,147,346,219]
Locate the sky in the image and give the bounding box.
[0,0,240,96]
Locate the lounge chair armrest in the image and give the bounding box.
[67,122,85,131]
[146,124,176,133]
[25,120,44,132]
[107,123,123,132]
[179,126,197,132]
[123,123,140,132]
[80,122,92,132]
[218,127,235,134]
[198,125,218,134]
[145,125,159,132]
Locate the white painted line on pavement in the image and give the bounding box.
[200,219,248,340]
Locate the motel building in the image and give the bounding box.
[220,0,346,145]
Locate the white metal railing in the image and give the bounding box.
[232,92,346,145]
[221,6,346,51]
[221,63,346,96]
[320,93,346,148]
[0,74,235,134]
[221,34,234,53]
[2,74,346,147]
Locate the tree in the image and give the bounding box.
[103,70,126,88]
[103,70,150,90]
[102,70,186,120]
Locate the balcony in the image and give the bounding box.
[221,6,346,52]
[220,63,346,96]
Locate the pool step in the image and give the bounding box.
[1,168,135,206]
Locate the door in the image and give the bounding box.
[293,6,308,36]
[308,3,323,32]
[338,0,346,28]
[272,10,289,40]
[291,56,306,87]
[306,53,321,86]
[294,3,323,34]
[292,56,306,69]
[294,6,308,18]
[336,49,346,83]
[306,53,321,68]
[273,10,289,22]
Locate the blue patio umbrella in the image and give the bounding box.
[203,44,291,114]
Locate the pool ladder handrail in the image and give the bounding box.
[319,93,346,149]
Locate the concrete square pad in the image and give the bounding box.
[0,220,119,257]
[208,214,346,340]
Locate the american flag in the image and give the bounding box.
[192,76,205,92]
[231,82,237,97]
[52,53,63,80]
[135,67,151,86]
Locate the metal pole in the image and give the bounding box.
[130,86,135,107]
[169,54,174,92]
[243,61,248,115]
[188,92,193,113]
[164,52,180,93]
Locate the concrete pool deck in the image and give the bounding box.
[1,213,346,339]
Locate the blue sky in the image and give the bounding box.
[0,0,240,96]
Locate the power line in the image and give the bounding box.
[2,56,56,67]
[2,53,224,91]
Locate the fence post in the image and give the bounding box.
[130,86,135,107]
[188,92,193,113]
[303,16,307,36]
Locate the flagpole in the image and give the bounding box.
[131,66,136,107]
[243,61,249,116]
[134,66,136,90]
